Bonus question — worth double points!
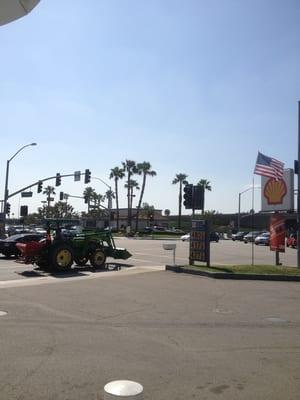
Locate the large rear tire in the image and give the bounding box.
[90,249,106,269]
[50,244,74,272]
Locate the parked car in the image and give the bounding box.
[210,232,220,242]
[254,232,270,246]
[0,233,45,258]
[243,231,262,243]
[181,233,190,241]
[286,233,297,248]
[180,232,220,242]
[232,231,249,241]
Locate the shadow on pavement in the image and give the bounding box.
[17,262,135,279]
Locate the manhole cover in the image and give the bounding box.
[265,317,287,323]
[0,311,8,317]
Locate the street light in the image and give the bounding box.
[1,143,37,236]
[238,185,260,231]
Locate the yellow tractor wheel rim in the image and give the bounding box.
[56,249,72,267]
[95,252,105,264]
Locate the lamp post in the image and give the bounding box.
[1,143,37,236]
[238,185,260,231]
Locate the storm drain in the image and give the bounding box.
[0,311,8,317]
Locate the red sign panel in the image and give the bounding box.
[270,214,285,253]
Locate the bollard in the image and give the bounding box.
[104,380,143,399]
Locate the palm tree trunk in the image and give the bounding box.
[135,174,146,231]
[115,178,120,231]
[178,182,182,228]
[127,172,131,228]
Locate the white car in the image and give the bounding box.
[181,233,190,241]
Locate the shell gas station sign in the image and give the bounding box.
[261,169,294,212]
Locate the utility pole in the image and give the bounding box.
[297,101,300,267]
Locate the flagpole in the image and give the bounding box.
[251,175,255,266]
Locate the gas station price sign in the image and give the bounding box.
[189,220,210,266]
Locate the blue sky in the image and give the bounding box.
[0,0,299,217]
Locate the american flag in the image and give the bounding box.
[254,152,284,180]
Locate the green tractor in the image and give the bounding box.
[16,219,132,272]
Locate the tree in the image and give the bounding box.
[197,179,212,191]
[164,209,170,217]
[172,173,188,228]
[105,189,115,209]
[140,202,155,225]
[124,179,140,214]
[43,185,56,217]
[197,179,212,213]
[122,160,137,229]
[83,186,96,214]
[52,201,75,218]
[135,162,157,231]
[109,166,125,231]
[92,192,105,208]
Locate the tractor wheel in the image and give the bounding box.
[90,249,106,269]
[74,256,89,266]
[50,244,74,272]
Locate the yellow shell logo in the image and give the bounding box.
[264,178,287,205]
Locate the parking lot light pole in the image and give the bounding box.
[2,143,37,236]
[238,185,260,231]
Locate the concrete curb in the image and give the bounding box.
[165,265,300,282]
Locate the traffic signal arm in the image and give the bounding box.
[8,171,92,199]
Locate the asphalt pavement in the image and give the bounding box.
[0,238,299,400]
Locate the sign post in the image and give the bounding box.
[270,213,285,265]
[189,220,210,267]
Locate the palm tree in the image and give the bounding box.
[53,201,75,218]
[122,160,137,229]
[135,162,157,231]
[109,166,125,231]
[197,179,212,191]
[124,179,140,212]
[83,186,96,213]
[92,192,106,208]
[172,173,188,228]
[43,185,56,217]
[197,179,212,213]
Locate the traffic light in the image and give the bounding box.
[5,202,11,215]
[20,205,28,217]
[55,173,61,186]
[59,192,64,201]
[37,180,43,193]
[84,169,91,184]
[183,184,193,209]
[193,185,204,210]
[84,195,88,204]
